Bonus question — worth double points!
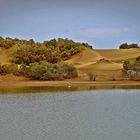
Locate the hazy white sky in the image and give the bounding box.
[0,0,140,48]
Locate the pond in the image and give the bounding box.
[0,87,140,140]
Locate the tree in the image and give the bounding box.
[119,43,139,49]
[119,43,128,49]
[122,59,140,81]
[123,60,133,71]
[88,72,97,81]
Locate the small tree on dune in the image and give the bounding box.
[88,72,97,81]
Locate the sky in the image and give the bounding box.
[0,0,140,49]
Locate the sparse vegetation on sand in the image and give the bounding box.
[122,56,140,81]
[1,37,140,83]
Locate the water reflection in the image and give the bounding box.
[0,85,140,93]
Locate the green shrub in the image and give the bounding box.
[122,60,140,80]
[44,38,82,60]
[11,44,61,64]
[25,62,77,80]
[0,63,19,76]
[123,60,133,71]
[42,71,60,80]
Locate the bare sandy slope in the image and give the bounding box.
[66,48,140,71]
[66,48,123,70]
[95,48,140,61]
[65,48,140,80]
[0,48,10,64]
[79,61,123,70]
[66,47,103,66]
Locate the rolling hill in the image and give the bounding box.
[65,47,140,80]
[1,46,140,81]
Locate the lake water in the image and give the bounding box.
[0,88,140,140]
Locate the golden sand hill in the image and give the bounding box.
[79,60,123,71]
[95,48,140,61]
[66,48,140,80]
[66,47,103,66]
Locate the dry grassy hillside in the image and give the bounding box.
[79,61,122,70]
[66,48,140,69]
[1,47,140,81]
[65,47,103,66]
[95,48,140,61]
[66,48,140,80]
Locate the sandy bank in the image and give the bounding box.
[0,80,140,87]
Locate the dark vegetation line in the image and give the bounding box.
[119,43,140,49]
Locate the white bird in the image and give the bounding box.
[68,82,71,88]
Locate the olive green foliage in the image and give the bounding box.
[119,43,139,49]
[0,37,13,49]
[82,43,93,49]
[44,38,83,60]
[0,37,92,64]
[123,60,140,80]
[0,64,9,75]
[123,60,133,71]
[0,62,78,80]
[0,63,19,75]
[21,62,78,80]
[11,44,60,64]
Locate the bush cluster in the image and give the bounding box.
[25,62,78,80]
[122,57,140,81]
[0,37,93,64]
[119,43,139,49]
[11,44,60,64]
[43,38,83,60]
[0,63,19,75]
[0,62,78,80]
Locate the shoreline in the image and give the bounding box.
[0,80,140,87]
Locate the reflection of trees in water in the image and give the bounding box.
[0,85,140,94]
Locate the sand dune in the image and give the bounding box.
[66,48,140,71]
[79,61,123,71]
[66,47,103,65]
[95,48,140,61]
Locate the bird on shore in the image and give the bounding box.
[68,82,71,88]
